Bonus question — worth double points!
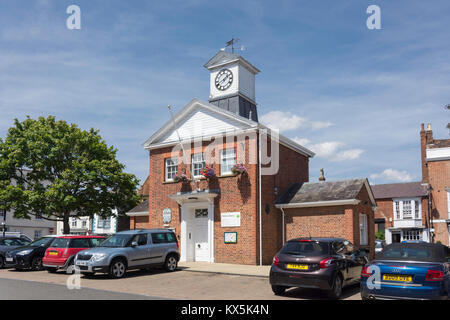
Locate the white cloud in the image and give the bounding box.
[292,137,363,162]
[333,149,365,162]
[370,169,414,183]
[260,111,333,132]
[260,111,306,131]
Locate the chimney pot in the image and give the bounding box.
[427,123,432,131]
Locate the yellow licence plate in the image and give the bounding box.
[286,264,309,270]
[383,274,412,282]
[49,251,58,256]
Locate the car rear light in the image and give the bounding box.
[425,269,444,281]
[176,240,179,249]
[273,256,279,266]
[361,265,371,277]
[299,239,311,242]
[319,257,334,269]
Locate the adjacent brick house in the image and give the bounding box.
[275,179,376,259]
[420,123,450,245]
[372,182,430,244]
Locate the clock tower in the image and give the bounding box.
[204,50,260,122]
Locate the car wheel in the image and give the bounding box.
[109,258,127,279]
[328,274,343,299]
[0,256,4,269]
[31,257,43,271]
[164,255,178,272]
[271,285,287,295]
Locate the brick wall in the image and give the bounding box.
[283,187,375,259]
[428,160,450,245]
[260,142,309,265]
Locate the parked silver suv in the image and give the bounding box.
[74,229,180,279]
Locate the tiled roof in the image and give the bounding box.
[427,139,450,149]
[371,182,428,199]
[276,179,368,205]
[127,199,149,214]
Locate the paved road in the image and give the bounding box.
[0,278,162,300]
[0,268,361,300]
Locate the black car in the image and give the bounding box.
[5,236,56,271]
[269,238,368,299]
[0,237,31,268]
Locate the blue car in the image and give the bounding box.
[361,243,450,300]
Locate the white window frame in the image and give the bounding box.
[192,153,205,178]
[34,230,42,239]
[402,229,422,241]
[220,148,236,175]
[393,198,422,220]
[165,158,178,181]
[359,213,368,246]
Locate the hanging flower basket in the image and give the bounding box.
[173,173,189,183]
[200,166,216,179]
[231,163,247,175]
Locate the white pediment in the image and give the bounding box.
[143,99,258,149]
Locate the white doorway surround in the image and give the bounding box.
[169,190,218,263]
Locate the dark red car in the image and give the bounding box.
[42,236,105,273]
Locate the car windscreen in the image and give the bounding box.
[99,234,133,247]
[280,241,329,256]
[377,244,447,262]
[51,238,71,248]
[29,237,54,247]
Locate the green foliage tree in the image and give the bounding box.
[0,116,140,234]
[376,230,385,240]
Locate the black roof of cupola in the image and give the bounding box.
[204,50,260,122]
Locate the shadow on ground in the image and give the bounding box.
[279,283,361,300]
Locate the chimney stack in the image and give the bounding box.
[420,123,433,183]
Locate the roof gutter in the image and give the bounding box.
[275,199,361,209]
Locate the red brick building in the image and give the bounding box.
[420,123,450,245]
[127,51,378,265]
[127,51,315,265]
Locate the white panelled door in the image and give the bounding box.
[194,209,209,262]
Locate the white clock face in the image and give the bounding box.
[215,69,233,91]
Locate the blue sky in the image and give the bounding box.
[0,0,449,186]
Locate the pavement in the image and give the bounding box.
[179,262,271,278]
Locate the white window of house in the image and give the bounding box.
[403,229,422,241]
[34,230,42,239]
[220,148,236,175]
[394,201,400,219]
[414,200,420,219]
[447,190,450,218]
[82,220,87,228]
[359,213,368,246]
[403,201,412,219]
[393,199,421,220]
[192,153,205,177]
[97,217,111,229]
[71,218,77,227]
[35,213,42,220]
[165,158,178,181]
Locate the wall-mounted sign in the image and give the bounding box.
[221,212,241,227]
[224,232,237,244]
[162,208,172,224]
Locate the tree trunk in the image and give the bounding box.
[63,212,71,235]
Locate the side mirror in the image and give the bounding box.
[131,241,138,247]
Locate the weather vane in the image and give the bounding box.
[224,38,245,54]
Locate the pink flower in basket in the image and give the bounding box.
[200,166,216,179]
[231,163,247,175]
